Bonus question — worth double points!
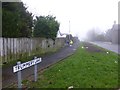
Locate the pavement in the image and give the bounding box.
[2,40,80,88]
[90,41,120,54]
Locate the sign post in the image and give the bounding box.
[34,56,37,82]
[13,57,42,88]
[17,61,22,89]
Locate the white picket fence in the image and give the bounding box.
[0,37,65,64]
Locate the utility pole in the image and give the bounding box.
[69,20,70,34]
[69,20,71,42]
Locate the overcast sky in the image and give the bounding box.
[21,0,119,39]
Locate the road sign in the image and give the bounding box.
[13,57,42,88]
[13,58,41,73]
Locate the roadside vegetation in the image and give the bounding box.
[2,2,60,66]
[2,2,59,39]
[21,42,118,88]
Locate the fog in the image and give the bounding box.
[22,0,119,40]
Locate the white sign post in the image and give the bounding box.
[34,56,37,82]
[17,61,22,89]
[13,57,42,88]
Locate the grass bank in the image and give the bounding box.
[21,42,119,88]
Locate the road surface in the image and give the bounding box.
[90,41,120,54]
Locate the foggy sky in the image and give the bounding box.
[22,0,119,40]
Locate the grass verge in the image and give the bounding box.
[19,42,119,88]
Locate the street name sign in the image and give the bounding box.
[13,57,42,88]
[13,58,41,73]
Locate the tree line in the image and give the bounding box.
[2,2,60,40]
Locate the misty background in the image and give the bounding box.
[21,0,119,41]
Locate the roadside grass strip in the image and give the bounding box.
[23,42,118,88]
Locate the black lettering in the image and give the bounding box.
[23,63,26,67]
[31,61,33,65]
[26,62,30,67]
[31,60,34,65]
[18,65,20,70]
[14,66,18,72]
[20,65,23,70]
[15,66,18,69]
[22,63,26,69]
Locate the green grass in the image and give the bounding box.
[23,42,118,88]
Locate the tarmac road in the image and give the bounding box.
[2,39,80,88]
[90,41,120,54]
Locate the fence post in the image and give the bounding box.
[17,61,22,89]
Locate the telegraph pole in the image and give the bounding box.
[69,20,70,34]
[69,20,71,42]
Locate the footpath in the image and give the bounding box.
[2,40,80,88]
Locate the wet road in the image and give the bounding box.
[90,41,120,54]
